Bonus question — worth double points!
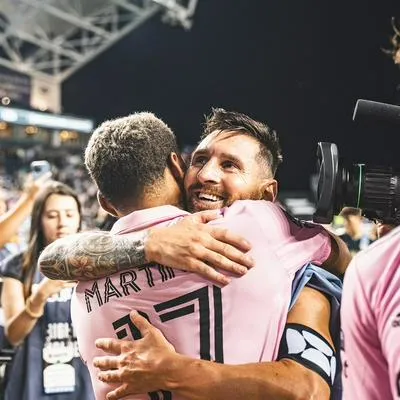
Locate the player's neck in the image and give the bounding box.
[121,192,184,215]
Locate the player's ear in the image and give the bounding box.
[97,191,119,218]
[261,179,278,202]
[168,152,186,182]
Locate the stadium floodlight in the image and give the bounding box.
[0,0,199,83]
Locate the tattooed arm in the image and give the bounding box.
[39,231,147,281]
[39,211,254,283]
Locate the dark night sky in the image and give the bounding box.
[62,0,400,191]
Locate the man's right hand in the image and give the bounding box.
[145,210,254,285]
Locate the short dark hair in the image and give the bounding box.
[339,207,362,219]
[201,108,283,176]
[85,112,178,208]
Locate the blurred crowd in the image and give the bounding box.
[0,155,105,233]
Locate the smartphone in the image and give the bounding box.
[30,160,51,180]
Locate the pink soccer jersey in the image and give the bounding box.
[341,226,400,400]
[71,201,331,400]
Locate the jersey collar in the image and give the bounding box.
[110,205,189,235]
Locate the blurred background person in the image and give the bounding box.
[0,172,51,252]
[338,207,376,255]
[0,181,94,400]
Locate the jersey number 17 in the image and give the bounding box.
[112,285,224,400]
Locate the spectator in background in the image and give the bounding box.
[0,181,94,400]
[339,207,376,255]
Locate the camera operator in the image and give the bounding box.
[338,207,376,255]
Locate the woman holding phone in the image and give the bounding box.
[0,181,94,400]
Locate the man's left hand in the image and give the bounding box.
[94,311,178,400]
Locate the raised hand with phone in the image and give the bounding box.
[0,160,52,248]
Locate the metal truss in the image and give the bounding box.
[0,0,198,83]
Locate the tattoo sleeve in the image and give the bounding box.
[39,231,148,281]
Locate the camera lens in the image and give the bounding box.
[335,162,400,225]
[314,142,400,225]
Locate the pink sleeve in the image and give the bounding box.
[273,220,331,275]
[378,266,400,399]
[256,204,332,275]
[223,201,331,276]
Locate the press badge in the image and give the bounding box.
[42,322,77,394]
[43,363,75,394]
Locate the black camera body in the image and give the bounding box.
[313,99,400,225]
[313,142,400,225]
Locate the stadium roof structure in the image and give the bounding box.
[0,0,198,83]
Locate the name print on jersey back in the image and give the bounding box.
[84,264,176,313]
[72,251,292,400]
